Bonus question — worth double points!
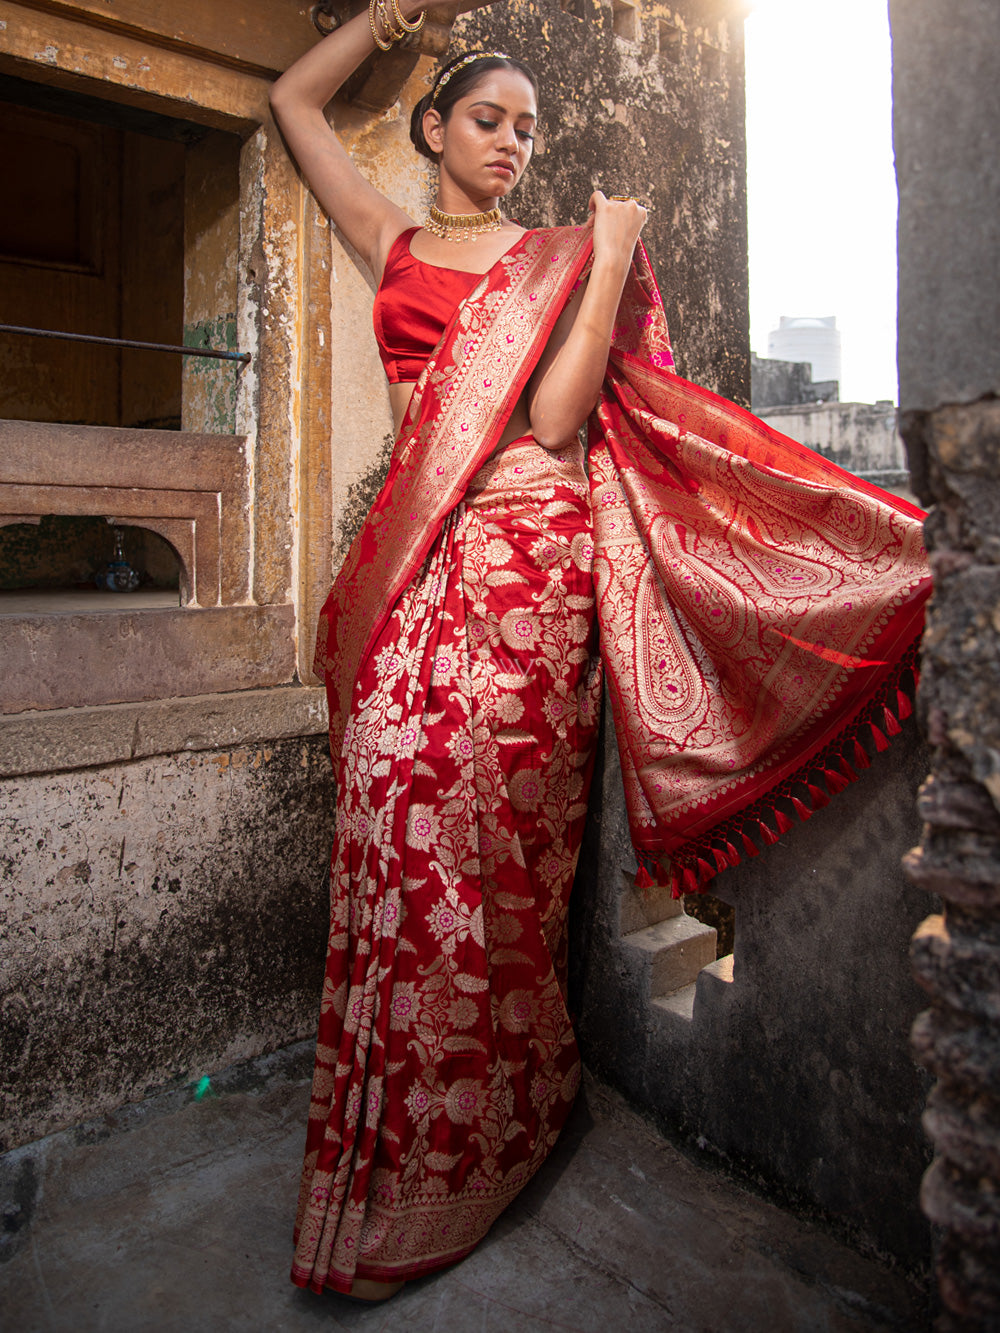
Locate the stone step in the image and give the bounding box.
[699,953,735,988]
[619,869,684,936]
[650,982,697,1024]
[623,912,718,1000]
[650,953,736,1031]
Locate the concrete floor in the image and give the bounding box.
[1,1043,931,1332]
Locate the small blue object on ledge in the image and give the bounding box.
[96,527,141,592]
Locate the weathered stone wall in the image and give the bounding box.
[891,0,1000,1325]
[571,712,934,1269]
[1,732,334,1151]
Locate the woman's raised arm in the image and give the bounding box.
[527,192,647,449]
[271,0,503,277]
[269,9,422,277]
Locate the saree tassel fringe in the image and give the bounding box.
[635,861,655,891]
[757,819,780,847]
[790,796,813,822]
[883,706,903,737]
[741,830,761,858]
[773,807,795,835]
[664,648,923,899]
[837,756,859,784]
[807,782,831,810]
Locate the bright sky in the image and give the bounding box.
[744,0,898,404]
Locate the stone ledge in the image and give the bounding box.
[0,604,296,712]
[0,685,328,777]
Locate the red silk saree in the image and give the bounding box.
[295,230,600,1291]
[296,226,930,1291]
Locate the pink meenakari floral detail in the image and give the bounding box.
[389,981,418,1030]
[405,804,440,852]
[498,989,536,1033]
[443,1078,485,1125]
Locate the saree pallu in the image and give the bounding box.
[292,437,601,1291]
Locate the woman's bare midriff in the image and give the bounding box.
[389,381,540,449]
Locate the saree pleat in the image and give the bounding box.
[293,438,600,1292]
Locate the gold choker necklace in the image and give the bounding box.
[425,205,502,242]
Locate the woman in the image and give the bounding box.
[271,3,930,1303]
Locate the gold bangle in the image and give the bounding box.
[390,0,425,33]
[380,0,403,38]
[368,0,393,50]
[379,0,404,40]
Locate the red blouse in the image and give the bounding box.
[372,228,481,384]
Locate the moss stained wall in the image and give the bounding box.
[1,737,334,1150]
[456,0,750,402]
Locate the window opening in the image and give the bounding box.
[700,42,723,83]
[611,0,639,43]
[0,74,242,434]
[658,20,682,61]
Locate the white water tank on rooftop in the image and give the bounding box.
[767,316,842,385]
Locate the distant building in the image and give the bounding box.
[759,399,912,500]
[751,341,909,498]
[767,315,842,386]
[751,352,839,413]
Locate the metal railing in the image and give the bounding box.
[0,324,251,365]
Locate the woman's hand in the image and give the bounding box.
[587,190,648,269]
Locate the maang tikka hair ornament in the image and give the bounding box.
[430,51,514,107]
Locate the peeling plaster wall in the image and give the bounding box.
[1,738,334,1150]
[183,129,241,436]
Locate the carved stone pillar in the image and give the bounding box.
[892,1,1000,1325]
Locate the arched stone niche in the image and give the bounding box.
[0,515,185,604]
[0,420,248,608]
[0,419,296,714]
